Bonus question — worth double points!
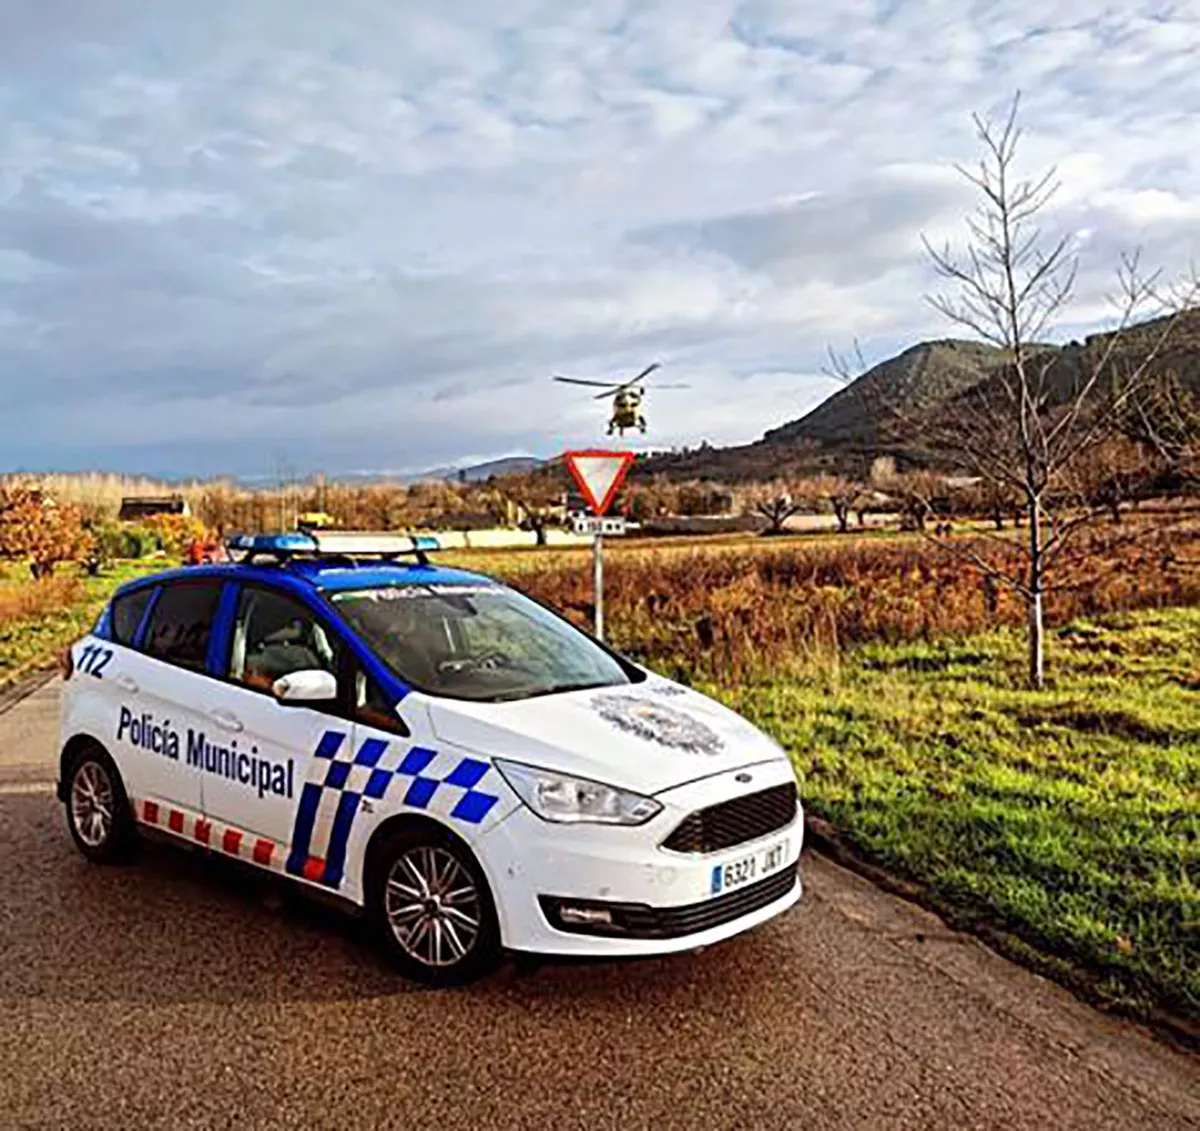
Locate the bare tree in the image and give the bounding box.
[1061,435,1161,525]
[1119,369,1200,482]
[954,476,1021,530]
[745,480,804,535]
[495,472,564,546]
[838,96,1196,687]
[799,474,865,533]
[878,470,944,532]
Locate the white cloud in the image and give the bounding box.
[0,0,1197,475]
[1093,188,1200,227]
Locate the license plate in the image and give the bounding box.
[710,838,790,896]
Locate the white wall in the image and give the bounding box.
[428,528,594,549]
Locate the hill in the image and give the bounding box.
[643,309,1200,482]
[640,337,1028,480]
[762,339,1015,449]
[422,455,544,483]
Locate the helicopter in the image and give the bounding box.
[552,362,690,435]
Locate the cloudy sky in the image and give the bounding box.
[1,1,1197,478]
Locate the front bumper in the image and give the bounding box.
[475,758,804,957]
[539,863,800,939]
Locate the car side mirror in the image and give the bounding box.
[273,669,339,705]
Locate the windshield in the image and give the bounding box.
[331,583,636,702]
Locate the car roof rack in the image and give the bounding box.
[226,531,441,567]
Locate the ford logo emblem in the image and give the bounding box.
[735,772,752,783]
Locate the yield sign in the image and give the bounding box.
[564,450,635,515]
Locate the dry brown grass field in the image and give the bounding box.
[441,519,1200,682]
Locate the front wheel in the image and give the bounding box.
[367,826,502,986]
[65,746,137,863]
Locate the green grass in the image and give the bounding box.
[0,560,159,683]
[702,607,1200,1022]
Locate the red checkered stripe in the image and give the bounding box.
[135,798,281,871]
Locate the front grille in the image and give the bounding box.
[540,863,799,940]
[661,782,798,854]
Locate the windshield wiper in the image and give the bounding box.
[482,680,612,703]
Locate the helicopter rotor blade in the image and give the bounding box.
[607,362,662,395]
[649,383,691,389]
[552,375,621,388]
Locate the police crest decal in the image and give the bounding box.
[591,693,725,756]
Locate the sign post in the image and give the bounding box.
[564,450,635,641]
[593,528,605,641]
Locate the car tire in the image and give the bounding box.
[367,823,502,987]
[64,744,137,863]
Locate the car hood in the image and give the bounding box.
[425,676,787,795]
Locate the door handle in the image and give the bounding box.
[116,674,139,694]
[209,707,244,733]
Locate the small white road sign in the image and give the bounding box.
[572,515,628,536]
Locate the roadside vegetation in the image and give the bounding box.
[0,560,157,685]
[0,482,204,684]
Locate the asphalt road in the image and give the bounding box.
[2,679,1197,1131]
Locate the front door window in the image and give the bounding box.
[229,587,341,692]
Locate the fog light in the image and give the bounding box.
[559,905,613,927]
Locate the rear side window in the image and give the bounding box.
[110,588,152,647]
[143,581,224,672]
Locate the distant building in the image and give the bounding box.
[118,495,191,521]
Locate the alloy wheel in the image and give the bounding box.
[71,761,115,849]
[384,845,483,968]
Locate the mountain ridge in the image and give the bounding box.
[641,309,1200,481]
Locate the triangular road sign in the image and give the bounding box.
[564,450,635,515]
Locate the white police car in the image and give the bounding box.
[59,532,803,984]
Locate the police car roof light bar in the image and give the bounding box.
[226,531,441,567]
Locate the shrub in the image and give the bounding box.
[0,485,95,578]
[80,520,126,575]
[144,513,206,557]
[119,524,160,559]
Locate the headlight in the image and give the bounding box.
[494,759,662,826]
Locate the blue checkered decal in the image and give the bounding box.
[286,730,500,890]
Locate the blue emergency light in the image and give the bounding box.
[226,532,316,555]
[226,531,441,565]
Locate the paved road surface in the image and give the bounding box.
[2,680,1197,1130]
